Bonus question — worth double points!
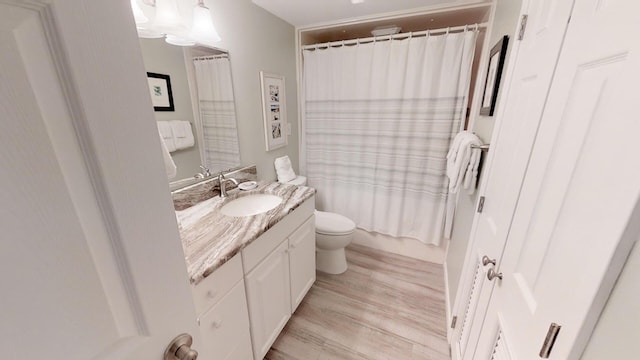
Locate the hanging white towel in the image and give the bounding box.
[446,131,482,194]
[158,130,177,179]
[170,120,195,150]
[444,131,483,238]
[463,146,482,195]
[274,155,296,183]
[157,121,176,152]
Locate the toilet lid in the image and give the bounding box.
[315,210,356,235]
[285,176,307,186]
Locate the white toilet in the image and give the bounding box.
[285,176,356,274]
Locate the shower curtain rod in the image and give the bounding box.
[193,54,229,61]
[302,22,488,50]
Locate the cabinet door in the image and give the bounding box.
[288,216,316,312]
[198,280,253,360]
[245,240,291,360]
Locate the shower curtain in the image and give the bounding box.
[302,30,477,245]
[193,56,241,174]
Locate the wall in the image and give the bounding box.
[446,0,522,303]
[139,38,202,180]
[472,0,522,142]
[581,240,640,359]
[207,0,299,181]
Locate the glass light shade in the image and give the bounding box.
[137,28,164,39]
[165,34,197,46]
[130,0,149,25]
[188,5,221,46]
[153,0,186,33]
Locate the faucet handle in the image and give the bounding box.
[199,165,211,177]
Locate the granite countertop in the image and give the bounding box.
[176,181,316,285]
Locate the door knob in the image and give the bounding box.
[487,268,503,281]
[164,333,198,360]
[482,255,496,266]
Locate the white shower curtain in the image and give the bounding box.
[193,56,241,174]
[302,31,477,245]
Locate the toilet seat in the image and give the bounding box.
[315,210,356,235]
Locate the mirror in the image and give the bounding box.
[138,38,242,188]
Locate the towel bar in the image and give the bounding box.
[471,144,490,151]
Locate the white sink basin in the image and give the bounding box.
[219,194,283,217]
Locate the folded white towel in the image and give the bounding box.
[463,146,482,194]
[158,130,177,179]
[274,155,296,183]
[170,120,195,150]
[446,131,482,194]
[157,121,176,152]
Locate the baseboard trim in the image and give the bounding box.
[351,228,447,264]
[444,260,452,343]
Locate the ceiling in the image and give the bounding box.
[300,5,489,44]
[251,0,482,27]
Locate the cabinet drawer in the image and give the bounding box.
[242,196,314,274]
[198,279,253,360]
[192,253,243,316]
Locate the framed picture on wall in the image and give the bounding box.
[147,72,175,112]
[260,71,288,151]
[480,35,509,116]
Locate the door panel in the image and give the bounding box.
[288,216,316,312]
[474,0,640,358]
[0,1,199,358]
[245,240,292,360]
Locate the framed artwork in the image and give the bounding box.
[480,35,509,116]
[260,71,288,151]
[147,72,175,112]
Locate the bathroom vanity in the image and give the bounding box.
[176,182,316,359]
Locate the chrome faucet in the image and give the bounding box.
[218,172,239,198]
[194,165,211,179]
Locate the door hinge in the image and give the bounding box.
[450,316,458,329]
[518,14,528,40]
[477,196,485,213]
[539,323,562,358]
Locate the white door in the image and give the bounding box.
[0,1,200,359]
[245,240,292,360]
[472,0,640,358]
[451,0,574,358]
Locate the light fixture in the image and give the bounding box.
[131,0,149,25]
[371,25,401,37]
[153,0,186,33]
[165,34,197,46]
[137,28,165,39]
[188,0,221,46]
[130,0,221,47]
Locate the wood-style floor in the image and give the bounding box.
[265,243,450,360]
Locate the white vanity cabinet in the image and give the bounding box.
[191,254,253,360]
[191,196,315,360]
[198,280,253,360]
[242,197,316,360]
